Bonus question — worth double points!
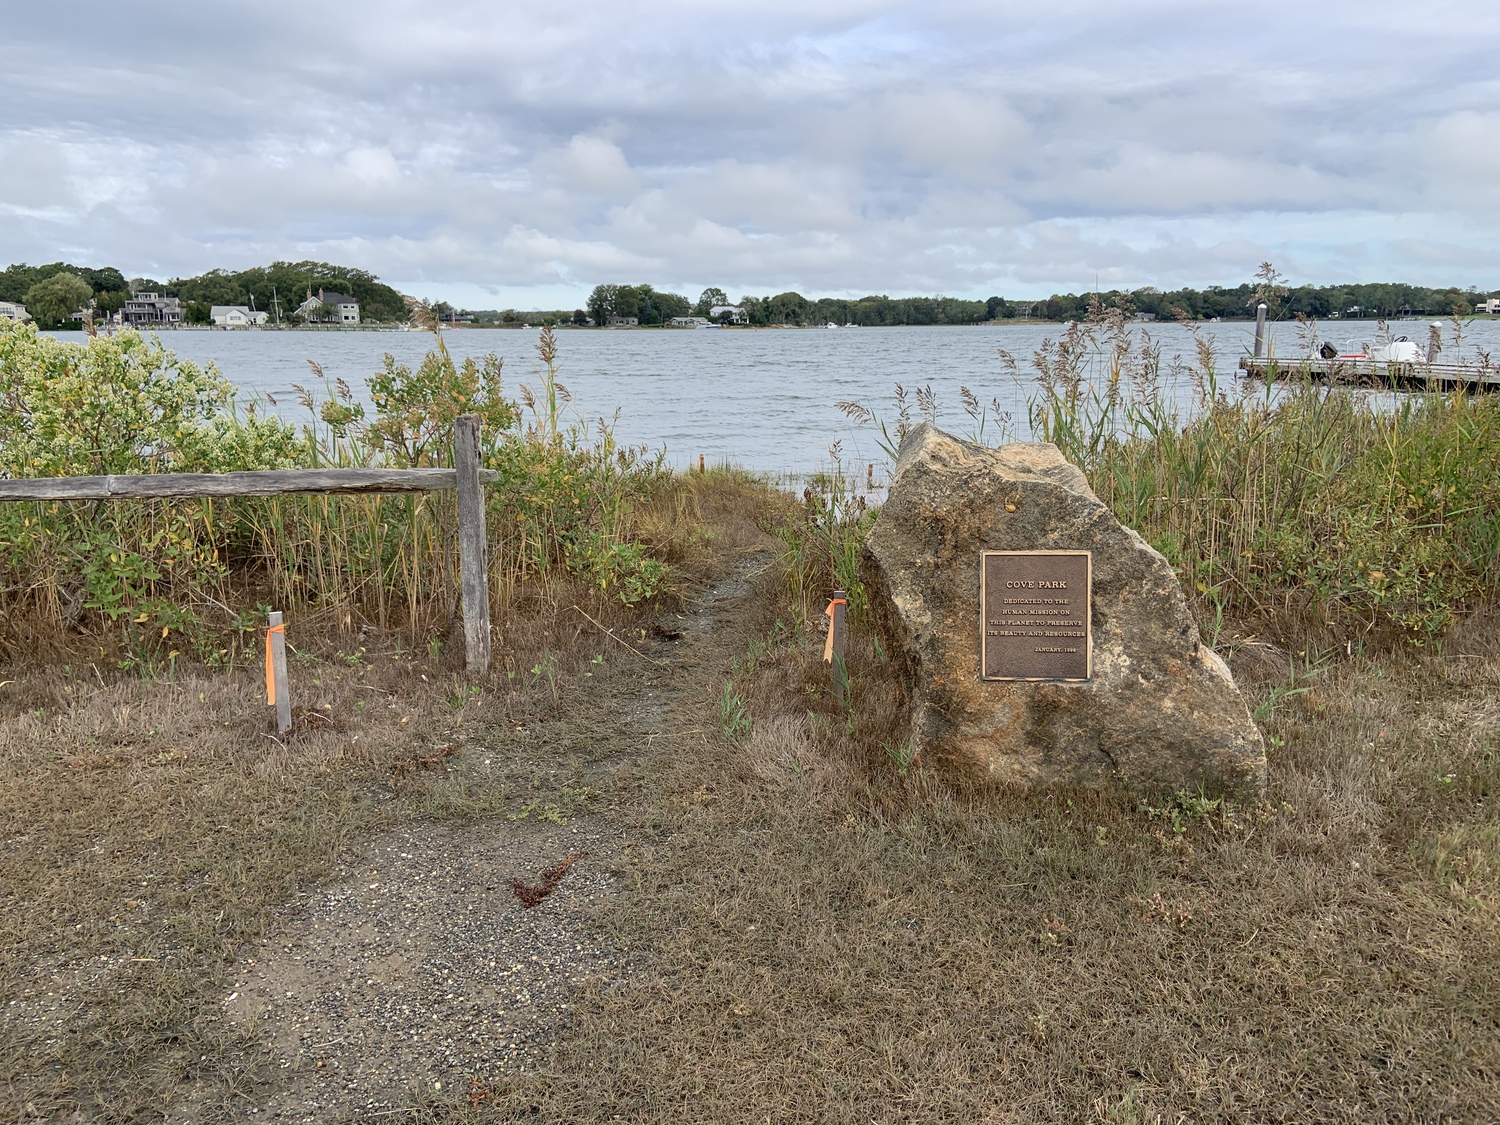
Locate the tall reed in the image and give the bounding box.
[846,304,1500,642]
[0,316,670,666]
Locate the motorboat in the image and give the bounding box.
[1321,336,1426,363]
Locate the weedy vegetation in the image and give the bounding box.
[3,299,1500,1122]
[0,314,672,669]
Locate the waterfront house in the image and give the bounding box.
[122,293,184,327]
[709,304,749,324]
[211,305,269,328]
[0,300,27,322]
[669,316,711,328]
[295,289,361,325]
[1479,297,1500,315]
[605,316,639,327]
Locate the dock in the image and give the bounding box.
[1238,355,1500,390]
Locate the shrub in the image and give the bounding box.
[0,319,673,664]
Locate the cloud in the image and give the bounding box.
[531,135,640,199]
[0,138,75,214]
[1,0,1497,301]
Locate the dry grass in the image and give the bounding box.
[0,470,777,1122]
[468,577,1500,1124]
[5,469,1499,1122]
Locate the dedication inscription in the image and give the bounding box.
[980,550,1092,681]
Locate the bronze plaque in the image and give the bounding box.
[980,550,1091,681]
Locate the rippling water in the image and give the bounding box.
[47,319,1500,476]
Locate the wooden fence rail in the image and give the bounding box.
[0,413,495,673]
[0,466,497,502]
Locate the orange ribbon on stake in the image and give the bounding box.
[265,622,285,704]
[823,597,846,664]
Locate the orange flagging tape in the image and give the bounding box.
[822,598,846,663]
[265,623,284,704]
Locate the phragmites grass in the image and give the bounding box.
[843,305,1500,647]
[0,316,671,669]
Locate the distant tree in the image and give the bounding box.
[694,287,728,315]
[738,296,770,326]
[168,261,409,323]
[23,272,93,329]
[653,290,691,321]
[612,285,642,321]
[172,268,245,307]
[571,308,589,325]
[587,284,618,326]
[184,301,212,326]
[767,291,809,326]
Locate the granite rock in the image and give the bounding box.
[860,424,1265,795]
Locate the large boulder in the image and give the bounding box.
[860,424,1265,795]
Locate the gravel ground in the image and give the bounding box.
[217,820,623,1119]
[175,556,767,1121]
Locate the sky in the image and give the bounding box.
[3,1,1499,308]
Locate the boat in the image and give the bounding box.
[1326,336,1426,363]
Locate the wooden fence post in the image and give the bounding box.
[824,588,848,705]
[267,610,291,735]
[454,413,492,674]
[1254,302,1268,358]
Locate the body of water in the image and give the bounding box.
[46,319,1500,476]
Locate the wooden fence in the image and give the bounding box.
[0,414,497,673]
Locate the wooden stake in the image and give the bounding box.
[454,414,492,674]
[1254,302,1268,359]
[697,453,705,474]
[267,610,291,735]
[825,588,849,705]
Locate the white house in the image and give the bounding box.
[295,288,360,325]
[1479,297,1500,315]
[211,305,269,328]
[604,315,639,327]
[709,304,749,325]
[0,301,28,322]
[669,316,711,328]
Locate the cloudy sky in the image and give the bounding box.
[4,1,1499,307]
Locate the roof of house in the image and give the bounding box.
[318,290,357,306]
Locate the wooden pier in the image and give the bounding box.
[1239,355,1500,390]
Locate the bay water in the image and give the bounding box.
[47,320,1500,478]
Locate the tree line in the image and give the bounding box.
[0,260,410,328]
[511,280,1495,328]
[1034,282,1493,323]
[6,260,1492,333]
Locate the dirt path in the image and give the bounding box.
[189,551,769,1121]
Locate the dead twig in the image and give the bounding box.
[389,743,460,784]
[569,604,666,666]
[511,851,588,908]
